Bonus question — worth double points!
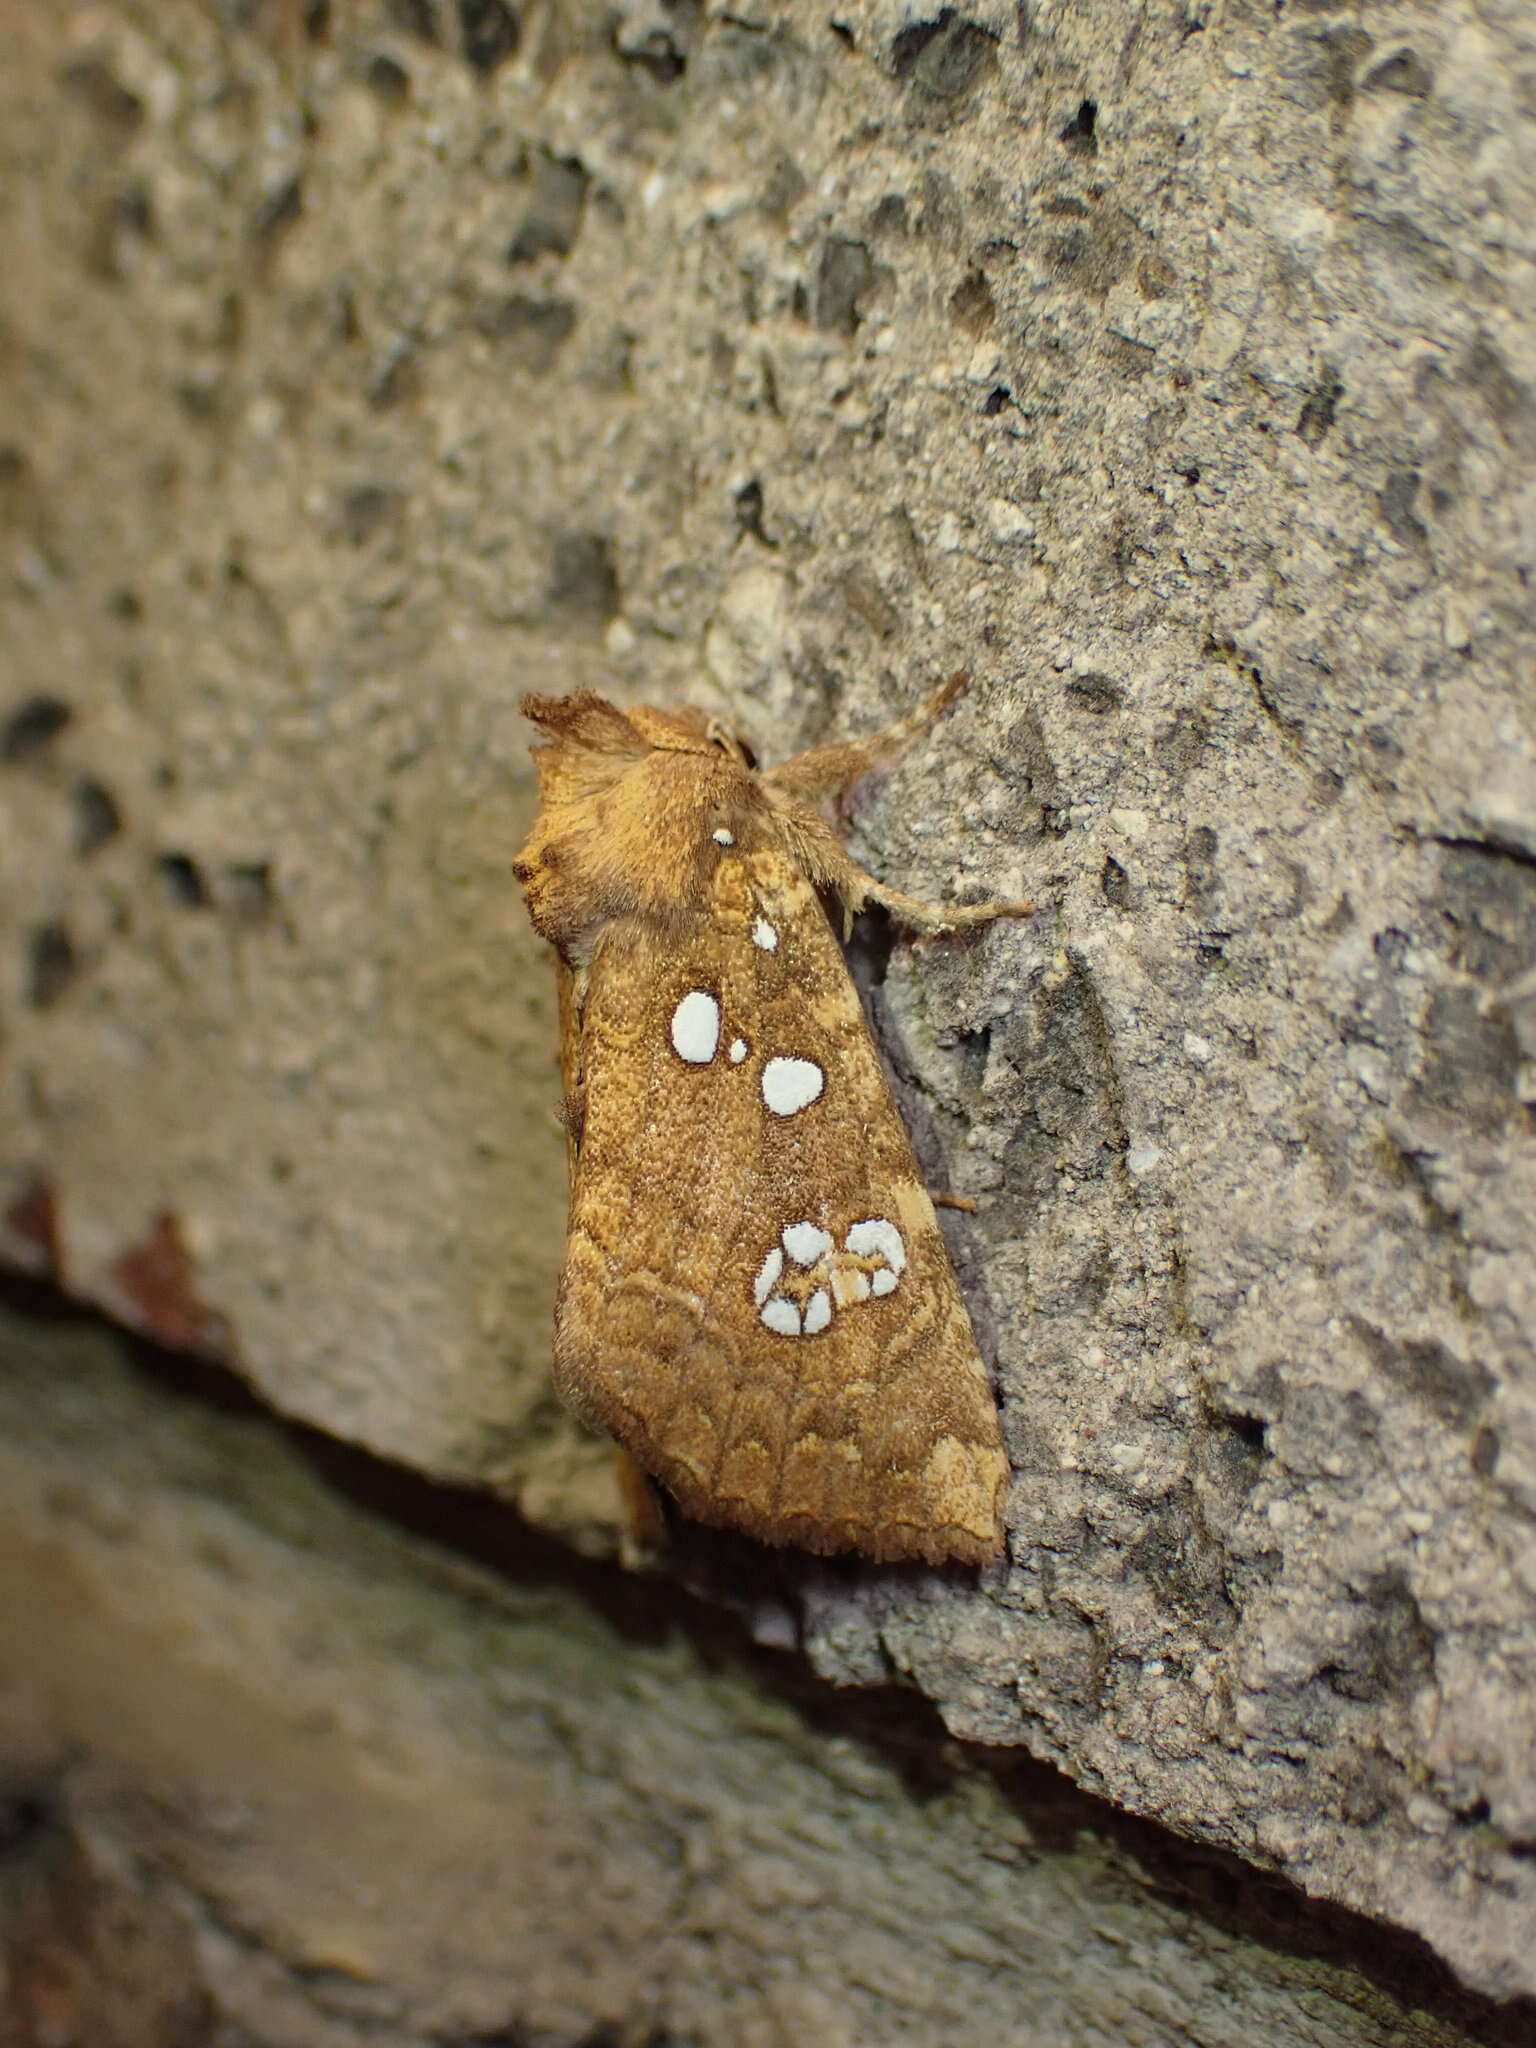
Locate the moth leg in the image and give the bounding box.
[824,845,1033,936]
[849,866,1035,934]
[557,1083,587,1152]
[764,671,970,801]
[614,1446,669,1570]
[768,677,1034,932]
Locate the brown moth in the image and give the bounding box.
[514,675,1026,1566]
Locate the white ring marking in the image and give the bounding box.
[761,1056,824,1117]
[844,1217,906,1273]
[670,990,720,1065]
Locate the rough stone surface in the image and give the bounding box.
[1,0,1533,2022]
[1,1304,1530,2048]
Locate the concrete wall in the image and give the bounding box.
[1,0,1533,2037]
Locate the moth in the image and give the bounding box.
[514,675,1027,1566]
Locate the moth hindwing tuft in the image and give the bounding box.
[514,681,1028,1566]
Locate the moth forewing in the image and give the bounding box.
[516,687,1016,1566]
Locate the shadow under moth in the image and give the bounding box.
[514,676,1027,1566]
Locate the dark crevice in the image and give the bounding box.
[732,476,772,546]
[889,9,995,96]
[1061,946,1131,1163]
[1297,369,1343,445]
[249,174,302,247]
[73,778,123,855]
[1,1268,1534,2043]
[1431,831,1536,875]
[387,0,440,40]
[1100,852,1132,907]
[890,12,952,75]
[0,1786,58,1860]
[1064,671,1124,714]
[365,52,412,102]
[26,922,77,1009]
[156,851,211,908]
[1218,1408,1269,1454]
[1058,96,1098,152]
[842,899,899,995]
[2,695,72,761]
[1248,664,1303,736]
[458,0,520,73]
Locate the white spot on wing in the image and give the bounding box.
[761,1298,801,1337]
[729,1038,748,1063]
[782,1221,833,1267]
[753,1246,784,1306]
[871,1269,898,1297]
[670,990,720,1065]
[713,826,735,846]
[803,1290,832,1335]
[762,1056,823,1117]
[845,1217,906,1273]
[752,917,778,951]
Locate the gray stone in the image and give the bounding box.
[0,1307,1527,2046]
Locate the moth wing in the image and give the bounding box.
[554,846,1006,1565]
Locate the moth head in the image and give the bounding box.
[515,691,767,953]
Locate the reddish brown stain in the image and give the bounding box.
[109,1211,237,1363]
[4,1179,62,1280]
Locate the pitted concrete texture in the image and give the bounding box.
[0,0,1532,2012]
[1,1307,1529,2048]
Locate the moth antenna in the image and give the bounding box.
[762,671,971,800]
[704,715,754,767]
[614,1448,669,1569]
